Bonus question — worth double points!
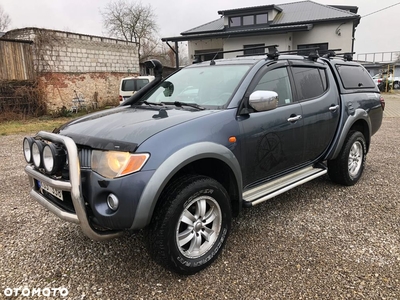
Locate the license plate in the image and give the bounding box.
[40,181,63,201]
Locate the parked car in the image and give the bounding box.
[372,73,400,90]
[23,48,384,275]
[119,75,155,103]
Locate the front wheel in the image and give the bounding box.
[328,131,367,186]
[147,175,232,275]
[393,81,400,89]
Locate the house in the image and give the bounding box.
[162,0,360,66]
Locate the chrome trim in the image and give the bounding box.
[25,131,122,241]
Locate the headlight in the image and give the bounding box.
[32,140,45,168]
[91,150,149,178]
[43,143,66,174]
[23,137,35,163]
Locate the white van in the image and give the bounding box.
[119,75,155,102]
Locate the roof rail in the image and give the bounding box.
[322,51,354,61]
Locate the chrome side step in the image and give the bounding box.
[242,166,327,207]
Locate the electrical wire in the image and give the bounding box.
[361,2,400,18]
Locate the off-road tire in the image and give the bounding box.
[146,175,232,275]
[328,131,367,186]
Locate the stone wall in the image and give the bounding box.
[3,28,140,109]
[39,72,127,110]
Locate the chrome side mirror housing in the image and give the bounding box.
[249,90,278,112]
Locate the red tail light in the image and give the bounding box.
[380,96,385,111]
[378,79,382,83]
[119,95,123,102]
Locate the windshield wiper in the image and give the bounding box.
[139,101,165,107]
[161,101,205,110]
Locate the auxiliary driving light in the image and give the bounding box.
[107,193,119,211]
[32,140,45,168]
[23,137,35,163]
[43,143,66,174]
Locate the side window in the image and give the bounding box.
[292,67,327,100]
[336,64,376,89]
[253,67,293,106]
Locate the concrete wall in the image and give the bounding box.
[4,28,139,109]
[293,22,354,53]
[223,33,292,58]
[188,39,224,60]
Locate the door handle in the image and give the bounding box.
[329,105,339,112]
[287,115,302,122]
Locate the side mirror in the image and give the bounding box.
[249,90,278,112]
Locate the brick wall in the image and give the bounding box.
[3,28,140,109]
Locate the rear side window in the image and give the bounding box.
[292,67,327,100]
[336,65,376,89]
[121,79,150,91]
[122,79,135,91]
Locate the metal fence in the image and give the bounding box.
[0,39,35,80]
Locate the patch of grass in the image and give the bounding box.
[0,117,73,135]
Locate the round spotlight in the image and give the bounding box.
[43,144,55,173]
[107,194,119,211]
[32,140,44,168]
[23,137,34,163]
[43,143,66,174]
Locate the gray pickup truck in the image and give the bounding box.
[23,47,384,275]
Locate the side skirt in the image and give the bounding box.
[242,165,327,207]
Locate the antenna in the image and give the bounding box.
[210,35,231,65]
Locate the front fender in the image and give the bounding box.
[130,142,242,229]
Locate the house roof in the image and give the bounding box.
[162,0,360,42]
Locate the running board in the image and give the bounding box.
[242,166,327,207]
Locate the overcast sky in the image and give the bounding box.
[2,0,400,57]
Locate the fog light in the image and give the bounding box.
[107,193,119,211]
[23,137,34,163]
[43,143,66,174]
[32,140,45,168]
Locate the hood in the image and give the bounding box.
[57,106,215,151]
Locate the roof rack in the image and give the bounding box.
[193,45,349,64]
[322,51,354,61]
[193,45,279,64]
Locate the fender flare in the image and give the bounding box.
[329,108,371,159]
[130,142,243,229]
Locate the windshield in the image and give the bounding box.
[140,65,251,109]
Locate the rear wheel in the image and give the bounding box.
[393,81,399,89]
[147,175,232,275]
[328,131,367,186]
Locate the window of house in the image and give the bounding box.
[297,43,329,56]
[229,17,241,27]
[256,13,268,24]
[244,44,265,56]
[335,65,376,89]
[253,67,293,106]
[243,15,254,26]
[292,67,327,100]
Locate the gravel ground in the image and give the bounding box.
[1,97,399,299]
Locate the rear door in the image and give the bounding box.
[289,60,340,162]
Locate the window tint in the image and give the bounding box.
[336,65,376,89]
[229,17,241,27]
[256,13,268,24]
[122,79,135,91]
[253,67,293,106]
[292,67,327,100]
[243,15,254,26]
[136,79,149,90]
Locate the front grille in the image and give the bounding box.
[78,148,92,168]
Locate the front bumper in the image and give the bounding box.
[24,131,123,241]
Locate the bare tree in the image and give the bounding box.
[0,5,11,32]
[101,0,158,62]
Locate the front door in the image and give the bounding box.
[238,63,305,187]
